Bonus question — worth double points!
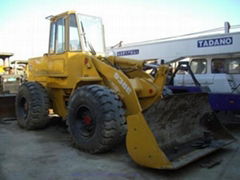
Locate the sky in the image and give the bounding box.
[0,0,239,60]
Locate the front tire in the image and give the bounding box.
[16,82,50,130]
[67,85,126,153]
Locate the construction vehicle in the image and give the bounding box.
[15,11,234,170]
[109,23,240,121]
[0,53,24,119]
[11,60,28,77]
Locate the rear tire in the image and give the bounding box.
[16,82,50,130]
[67,85,126,153]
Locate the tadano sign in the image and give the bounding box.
[197,37,233,48]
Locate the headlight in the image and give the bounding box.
[3,78,17,82]
[8,78,16,81]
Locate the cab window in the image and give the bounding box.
[212,59,226,73]
[190,59,207,74]
[56,18,65,53]
[49,22,56,54]
[228,59,240,74]
[69,14,81,51]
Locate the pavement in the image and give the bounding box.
[0,119,240,180]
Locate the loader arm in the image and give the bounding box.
[91,56,173,168]
[106,56,169,110]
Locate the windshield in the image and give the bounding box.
[77,14,105,54]
[212,58,240,74]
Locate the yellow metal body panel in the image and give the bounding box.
[0,65,5,74]
[28,52,102,116]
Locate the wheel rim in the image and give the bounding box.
[19,97,29,119]
[75,106,96,138]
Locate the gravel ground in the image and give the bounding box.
[0,119,239,180]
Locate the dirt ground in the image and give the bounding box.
[0,119,239,180]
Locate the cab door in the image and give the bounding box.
[47,17,67,77]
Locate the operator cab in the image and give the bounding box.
[48,11,105,56]
[0,53,14,74]
[174,54,240,93]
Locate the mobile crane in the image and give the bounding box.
[110,22,240,119]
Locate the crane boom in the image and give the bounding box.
[109,22,240,62]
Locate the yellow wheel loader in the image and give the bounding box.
[0,53,24,120]
[15,11,235,169]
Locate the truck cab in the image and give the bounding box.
[174,54,240,94]
[173,54,240,112]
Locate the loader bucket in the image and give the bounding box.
[126,93,235,169]
[0,94,16,119]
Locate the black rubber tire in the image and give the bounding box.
[16,82,50,130]
[67,85,126,153]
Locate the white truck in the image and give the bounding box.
[109,22,240,119]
